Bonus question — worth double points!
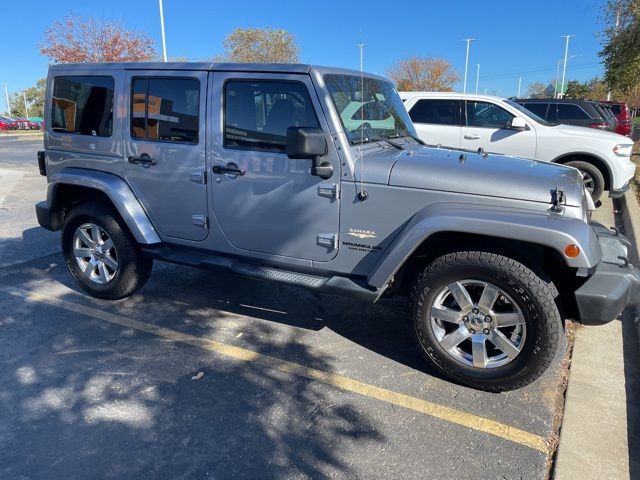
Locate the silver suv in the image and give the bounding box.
[36,62,640,392]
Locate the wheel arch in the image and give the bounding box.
[552,152,612,190]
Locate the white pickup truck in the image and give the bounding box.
[400,92,636,202]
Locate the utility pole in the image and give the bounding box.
[475,64,480,94]
[2,84,10,117]
[158,0,168,62]
[462,38,475,93]
[560,35,574,99]
[607,11,621,101]
[23,91,29,118]
[517,76,522,98]
[484,88,487,95]
[356,43,367,72]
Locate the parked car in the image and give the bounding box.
[514,98,614,131]
[401,92,636,202]
[593,102,618,131]
[601,100,633,137]
[14,118,41,130]
[0,116,19,130]
[35,63,639,392]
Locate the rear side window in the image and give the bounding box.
[51,76,114,137]
[556,104,590,120]
[224,80,319,152]
[522,103,549,119]
[409,99,460,126]
[131,77,199,144]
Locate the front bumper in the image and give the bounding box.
[575,224,640,325]
[609,181,630,199]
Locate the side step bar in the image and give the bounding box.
[142,246,380,302]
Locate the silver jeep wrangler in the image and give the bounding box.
[35,62,640,391]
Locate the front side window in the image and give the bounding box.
[51,76,114,137]
[409,99,460,126]
[324,74,416,143]
[465,101,514,128]
[224,80,319,152]
[556,104,590,120]
[131,77,199,143]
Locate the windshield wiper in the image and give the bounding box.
[351,135,405,150]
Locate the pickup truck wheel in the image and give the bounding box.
[410,251,563,392]
[62,202,152,300]
[565,160,605,202]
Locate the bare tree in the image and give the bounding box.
[387,57,459,91]
[219,27,299,63]
[526,82,547,98]
[40,13,156,63]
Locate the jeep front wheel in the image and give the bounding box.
[62,202,152,300]
[411,251,563,392]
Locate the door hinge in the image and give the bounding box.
[318,183,340,200]
[192,215,208,229]
[188,170,206,184]
[317,233,338,249]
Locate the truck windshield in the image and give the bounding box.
[324,74,417,144]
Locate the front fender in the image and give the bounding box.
[368,203,600,289]
[48,168,161,244]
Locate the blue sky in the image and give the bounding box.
[1,0,606,108]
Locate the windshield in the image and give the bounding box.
[324,74,417,143]
[505,100,556,126]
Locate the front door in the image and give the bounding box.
[123,70,208,241]
[210,73,340,262]
[460,100,537,159]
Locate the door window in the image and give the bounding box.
[465,101,514,128]
[409,99,460,125]
[224,80,319,152]
[522,103,549,120]
[556,104,590,120]
[131,78,200,144]
[51,76,114,137]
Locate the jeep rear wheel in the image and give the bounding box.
[410,251,563,392]
[62,202,152,300]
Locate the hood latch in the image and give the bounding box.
[550,187,565,213]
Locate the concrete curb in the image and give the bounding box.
[621,189,640,267]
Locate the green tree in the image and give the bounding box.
[9,78,46,118]
[219,27,299,63]
[387,57,459,91]
[565,80,590,99]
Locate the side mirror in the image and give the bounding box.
[509,116,527,131]
[286,127,333,179]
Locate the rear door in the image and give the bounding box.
[460,100,536,159]
[406,98,461,148]
[123,70,208,241]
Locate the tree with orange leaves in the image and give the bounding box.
[40,13,156,63]
[388,57,459,92]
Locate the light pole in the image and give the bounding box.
[554,59,561,98]
[356,43,367,72]
[23,92,29,118]
[517,76,522,98]
[158,0,168,62]
[1,84,10,117]
[462,38,475,93]
[475,64,480,94]
[559,35,574,99]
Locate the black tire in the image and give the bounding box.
[410,251,563,392]
[62,202,152,300]
[565,160,605,203]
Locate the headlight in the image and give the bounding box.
[613,144,633,157]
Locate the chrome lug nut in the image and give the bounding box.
[483,328,490,335]
[472,308,479,314]
[469,328,476,334]
[462,316,469,322]
[485,315,492,323]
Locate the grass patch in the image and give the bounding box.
[633,142,640,203]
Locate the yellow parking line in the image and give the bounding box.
[2,286,550,454]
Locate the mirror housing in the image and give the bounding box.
[510,116,527,131]
[286,127,333,179]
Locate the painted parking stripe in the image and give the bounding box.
[2,286,550,454]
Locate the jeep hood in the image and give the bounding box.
[358,146,584,207]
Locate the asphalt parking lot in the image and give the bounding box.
[1,138,568,479]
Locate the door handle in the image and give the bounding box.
[128,153,157,166]
[464,134,481,140]
[213,163,246,176]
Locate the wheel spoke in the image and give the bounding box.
[98,263,110,283]
[448,282,473,311]
[91,225,101,243]
[83,260,95,276]
[494,312,525,327]
[102,238,114,252]
[471,336,488,368]
[439,326,469,350]
[478,284,500,311]
[431,305,462,324]
[77,229,94,247]
[74,247,91,258]
[103,254,118,270]
[489,330,521,358]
